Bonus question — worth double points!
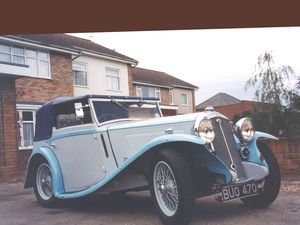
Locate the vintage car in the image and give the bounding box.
[24,95,281,225]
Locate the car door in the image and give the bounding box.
[51,124,107,192]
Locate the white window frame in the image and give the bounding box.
[36,51,51,78]
[169,90,174,105]
[0,44,25,65]
[180,92,189,106]
[135,85,161,101]
[106,67,121,91]
[136,85,142,97]
[73,62,88,87]
[0,43,51,79]
[17,110,36,150]
[155,88,161,100]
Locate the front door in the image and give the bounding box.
[51,125,107,192]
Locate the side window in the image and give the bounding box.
[55,101,92,129]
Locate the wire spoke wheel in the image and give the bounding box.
[36,163,53,201]
[153,161,179,217]
[151,150,195,225]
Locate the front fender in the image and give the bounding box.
[24,147,64,197]
[254,131,278,141]
[139,134,233,184]
[247,131,278,166]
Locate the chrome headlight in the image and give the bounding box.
[234,118,255,142]
[195,118,215,143]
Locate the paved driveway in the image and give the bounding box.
[0,182,299,225]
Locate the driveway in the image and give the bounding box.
[0,182,299,225]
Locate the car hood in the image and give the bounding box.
[106,111,226,131]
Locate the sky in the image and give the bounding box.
[70,27,300,105]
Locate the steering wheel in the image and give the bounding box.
[97,114,118,123]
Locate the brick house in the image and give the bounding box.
[196,92,255,120]
[129,67,198,116]
[0,34,137,180]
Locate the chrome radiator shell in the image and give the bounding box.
[211,117,246,180]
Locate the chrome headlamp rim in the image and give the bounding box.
[194,118,215,144]
[234,117,255,142]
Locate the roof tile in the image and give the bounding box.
[132,67,198,89]
[8,33,137,63]
[196,92,241,109]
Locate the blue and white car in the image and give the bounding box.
[24,95,281,225]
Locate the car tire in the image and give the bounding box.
[241,142,281,208]
[34,161,58,208]
[150,149,195,225]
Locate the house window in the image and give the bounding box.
[0,44,51,78]
[180,93,189,106]
[136,86,142,96]
[73,62,88,86]
[169,90,174,105]
[0,44,25,65]
[37,51,50,78]
[136,85,161,100]
[27,50,51,78]
[17,110,35,149]
[106,67,120,90]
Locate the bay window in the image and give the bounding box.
[0,44,25,65]
[0,43,51,78]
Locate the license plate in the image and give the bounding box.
[221,182,259,201]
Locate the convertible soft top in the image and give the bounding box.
[34,95,159,142]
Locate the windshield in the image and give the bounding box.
[92,100,162,124]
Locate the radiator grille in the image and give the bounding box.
[211,117,246,179]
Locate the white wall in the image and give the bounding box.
[73,55,129,96]
[173,88,194,114]
[0,63,34,78]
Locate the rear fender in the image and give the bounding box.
[24,147,64,197]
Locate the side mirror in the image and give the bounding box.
[74,102,84,119]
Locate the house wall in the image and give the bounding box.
[173,88,194,114]
[73,55,129,96]
[16,52,73,103]
[0,78,18,181]
[160,88,170,104]
[128,66,135,96]
[12,52,73,180]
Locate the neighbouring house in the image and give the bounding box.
[0,34,137,180]
[195,92,255,120]
[129,67,198,116]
